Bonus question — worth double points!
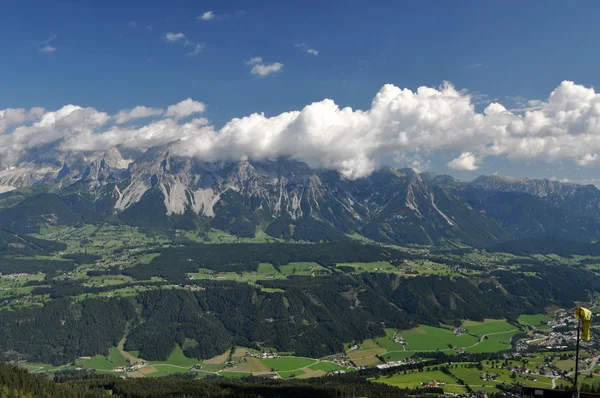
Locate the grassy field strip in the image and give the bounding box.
[518,314,553,330]
[386,328,517,352]
[153,364,219,375]
[379,325,517,353]
[118,338,143,364]
[257,358,352,378]
[463,329,518,349]
[262,356,317,372]
[28,366,45,373]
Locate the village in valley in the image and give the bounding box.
[367,308,600,396]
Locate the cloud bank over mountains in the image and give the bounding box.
[1,81,600,179]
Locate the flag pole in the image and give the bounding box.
[574,317,581,392]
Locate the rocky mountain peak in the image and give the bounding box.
[4,145,600,247]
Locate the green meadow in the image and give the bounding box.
[262,357,317,371]
[518,314,552,330]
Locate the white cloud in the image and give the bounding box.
[165,98,206,119]
[447,152,480,171]
[468,63,484,68]
[165,32,185,42]
[186,43,204,56]
[246,57,283,76]
[577,154,600,167]
[199,11,214,21]
[38,33,57,53]
[0,105,110,164]
[8,81,600,180]
[197,10,245,21]
[169,36,203,57]
[128,21,137,28]
[0,107,45,133]
[247,57,262,65]
[295,43,319,56]
[251,63,284,76]
[571,178,600,189]
[114,106,164,124]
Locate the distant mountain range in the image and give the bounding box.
[1,145,600,247]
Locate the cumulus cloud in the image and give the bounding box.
[164,98,206,120]
[114,106,164,124]
[6,81,600,179]
[295,43,319,56]
[165,32,185,42]
[0,107,45,133]
[447,152,480,171]
[246,57,283,76]
[0,105,110,165]
[198,11,214,21]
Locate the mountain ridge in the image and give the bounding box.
[1,146,600,246]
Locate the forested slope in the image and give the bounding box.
[1,263,598,365]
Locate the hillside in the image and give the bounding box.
[1,238,597,365]
[0,229,66,257]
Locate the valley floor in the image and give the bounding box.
[3,223,600,395]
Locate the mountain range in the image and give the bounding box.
[1,145,600,247]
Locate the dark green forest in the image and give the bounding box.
[1,262,598,365]
[487,236,600,256]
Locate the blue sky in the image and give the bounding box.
[2,1,600,183]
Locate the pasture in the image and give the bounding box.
[518,314,552,330]
[398,325,478,350]
[336,261,397,273]
[261,357,317,372]
[465,330,519,353]
[380,351,414,362]
[78,346,128,371]
[308,362,346,372]
[463,319,516,336]
[279,369,306,378]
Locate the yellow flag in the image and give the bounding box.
[575,307,593,341]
